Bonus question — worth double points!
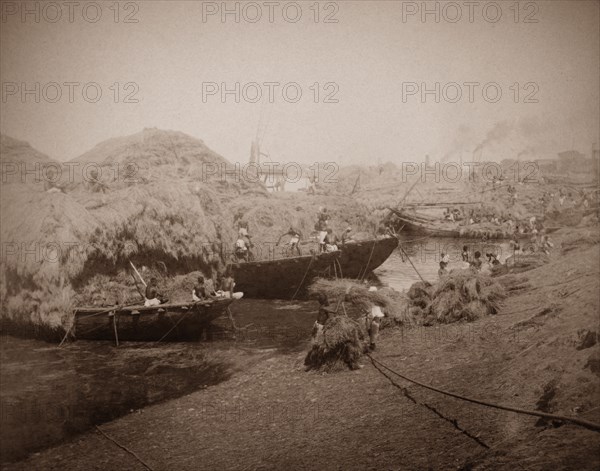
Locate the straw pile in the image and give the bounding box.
[304,278,411,371]
[407,270,506,325]
[304,315,366,372]
[308,278,411,326]
[560,230,600,254]
[1,130,377,338]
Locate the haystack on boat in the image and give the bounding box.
[230,237,399,299]
[73,298,235,341]
[388,207,557,240]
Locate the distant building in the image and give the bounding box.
[557,150,588,173]
[535,158,558,174]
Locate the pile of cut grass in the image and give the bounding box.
[304,315,366,372]
[304,278,411,371]
[407,269,506,325]
[1,130,377,338]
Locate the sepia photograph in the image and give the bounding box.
[0,1,599,469]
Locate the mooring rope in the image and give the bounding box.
[367,354,600,433]
[335,258,344,279]
[95,426,154,470]
[60,303,141,346]
[291,255,314,301]
[359,239,377,281]
[397,245,426,283]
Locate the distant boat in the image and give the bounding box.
[388,208,559,240]
[73,298,235,341]
[229,237,399,299]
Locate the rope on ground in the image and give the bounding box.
[95,425,154,471]
[369,357,490,449]
[291,256,314,301]
[367,354,600,433]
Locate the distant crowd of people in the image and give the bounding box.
[437,230,554,278]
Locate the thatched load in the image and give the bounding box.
[308,278,411,326]
[304,278,411,371]
[407,270,506,325]
[304,315,366,371]
[1,129,379,339]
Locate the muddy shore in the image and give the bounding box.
[2,227,598,470]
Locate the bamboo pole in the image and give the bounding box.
[398,245,426,283]
[112,313,120,347]
[129,260,147,287]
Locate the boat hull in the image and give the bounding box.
[390,209,553,240]
[230,237,399,299]
[73,299,235,341]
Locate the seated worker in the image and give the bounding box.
[341,227,354,245]
[234,236,249,262]
[323,228,339,252]
[220,272,244,299]
[205,274,217,297]
[276,226,302,256]
[192,276,207,302]
[145,278,168,306]
[438,261,449,278]
[470,251,483,271]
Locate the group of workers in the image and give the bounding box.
[143,271,242,307]
[437,247,497,278]
[233,207,355,262]
[315,207,351,253]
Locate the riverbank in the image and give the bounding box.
[3,227,598,470]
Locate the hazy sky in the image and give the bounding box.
[1,0,598,165]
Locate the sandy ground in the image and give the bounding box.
[2,229,599,471]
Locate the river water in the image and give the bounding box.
[375,235,511,290]
[0,235,511,463]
